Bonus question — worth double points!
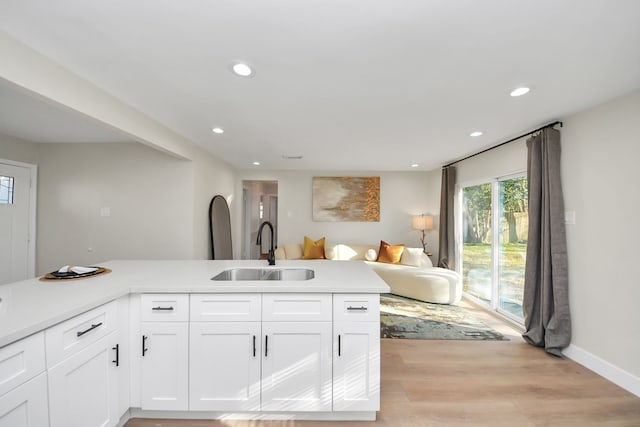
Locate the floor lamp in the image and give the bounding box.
[412,214,434,256]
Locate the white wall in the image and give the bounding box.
[455,138,527,185]
[0,133,39,164]
[452,90,640,394]
[34,143,193,273]
[235,170,440,256]
[0,137,237,275]
[189,143,237,260]
[561,90,640,385]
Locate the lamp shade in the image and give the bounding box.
[412,215,434,231]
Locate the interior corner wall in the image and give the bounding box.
[235,170,440,253]
[35,142,194,274]
[189,143,237,260]
[561,89,640,381]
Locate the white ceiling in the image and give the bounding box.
[1,0,639,171]
[0,80,130,144]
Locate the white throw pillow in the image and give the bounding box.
[365,248,378,261]
[284,243,303,260]
[324,244,336,260]
[400,247,425,267]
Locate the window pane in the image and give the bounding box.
[0,176,14,205]
[462,183,492,302]
[498,177,527,320]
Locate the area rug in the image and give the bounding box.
[380,294,507,341]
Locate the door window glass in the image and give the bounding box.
[0,176,14,204]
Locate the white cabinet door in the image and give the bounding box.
[189,322,261,411]
[333,322,380,411]
[48,333,119,427]
[261,322,332,412]
[140,322,188,410]
[0,372,48,427]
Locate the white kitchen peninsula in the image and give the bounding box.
[0,260,390,426]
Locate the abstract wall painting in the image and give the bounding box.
[312,176,380,222]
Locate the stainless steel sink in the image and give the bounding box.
[211,268,315,281]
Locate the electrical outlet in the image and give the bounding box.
[564,211,576,225]
[100,207,111,217]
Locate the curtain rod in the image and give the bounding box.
[442,121,563,168]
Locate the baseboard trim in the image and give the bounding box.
[563,343,640,398]
[128,408,377,421]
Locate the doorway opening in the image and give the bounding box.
[242,180,278,260]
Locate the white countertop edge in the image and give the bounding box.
[0,260,390,348]
[0,288,130,348]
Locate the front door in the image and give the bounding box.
[0,161,34,285]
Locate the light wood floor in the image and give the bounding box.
[125,301,640,427]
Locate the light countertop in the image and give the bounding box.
[0,260,390,348]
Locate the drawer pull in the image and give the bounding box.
[142,335,148,356]
[253,335,256,357]
[347,306,367,311]
[338,334,342,357]
[152,306,174,311]
[76,322,103,337]
[112,344,119,366]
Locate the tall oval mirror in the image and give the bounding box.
[209,195,233,259]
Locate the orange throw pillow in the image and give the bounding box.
[376,240,405,264]
[303,236,326,259]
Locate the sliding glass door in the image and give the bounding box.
[460,175,527,322]
[461,183,493,302]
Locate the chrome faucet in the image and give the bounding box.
[256,221,275,265]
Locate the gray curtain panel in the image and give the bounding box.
[437,166,456,270]
[522,128,571,357]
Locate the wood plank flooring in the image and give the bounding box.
[125,301,640,427]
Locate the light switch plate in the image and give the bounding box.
[564,211,576,225]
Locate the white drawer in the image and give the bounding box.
[263,293,332,322]
[141,294,189,322]
[0,332,45,396]
[45,301,117,368]
[190,294,261,322]
[333,294,380,322]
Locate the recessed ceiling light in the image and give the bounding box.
[411,164,419,168]
[510,87,530,97]
[232,63,253,77]
[470,131,483,137]
[252,161,260,166]
[211,127,224,134]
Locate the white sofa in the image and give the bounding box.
[275,242,462,305]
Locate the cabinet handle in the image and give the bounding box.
[253,335,256,357]
[142,335,148,356]
[347,306,367,311]
[112,344,119,366]
[76,322,103,337]
[265,335,268,358]
[338,334,341,357]
[152,306,174,311]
